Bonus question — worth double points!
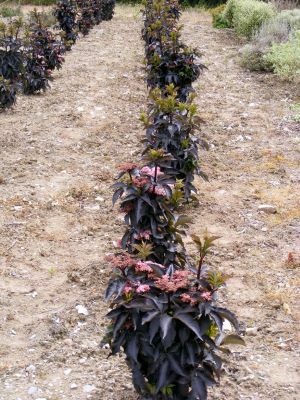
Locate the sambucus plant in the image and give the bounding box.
[141,84,208,200]
[54,0,78,50]
[143,0,204,101]
[0,19,24,83]
[0,19,24,108]
[76,0,95,36]
[26,10,65,72]
[112,161,189,268]
[104,230,244,400]
[22,43,50,95]
[92,0,104,25]
[101,0,116,21]
[103,1,243,399]
[0,77,16,110]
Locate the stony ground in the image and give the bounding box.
[0,5,299,400]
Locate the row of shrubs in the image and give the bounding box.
[0,0,115,110]
[103,1,243,399]
[212,0,300,81]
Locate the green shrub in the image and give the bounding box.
[28,9,56,27]
[271,0,300,12]
[224,0,277,38]
[223,0,238,26]
[211,4,231,28]
[0,6,23,18]
[275,9,300,30]
[264,30,300,81]
[240,8,300,72]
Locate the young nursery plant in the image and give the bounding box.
[54,0,78,50]
[104,182,244,399]
[0,19,24,109]
[103,2,243,399]
[0,77,17,110]
[101,0,116,21]
[141,84,208,200]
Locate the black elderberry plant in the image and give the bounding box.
[104,226,245,400]
[0,19,24,83]
[141,85,208,200]
[22,40,50,95]
[113,160,189,268]
[0,77,17,110]
[54,0,78,50]
[143,0,204,101]
[92,0,103,25]
[101,0,115,21]
[76,0,95,36]
[28,10,65,71]
[0,19,24,108]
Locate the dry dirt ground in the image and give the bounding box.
[0,5,299,400]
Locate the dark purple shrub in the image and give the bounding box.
[101,0,115,21]
[0,77,17,110]
[54,0,78,50]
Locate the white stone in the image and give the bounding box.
[28,386,38,395]
[70,383,78,389]
[75,305,89,316]
[258,204,277,214]
[83,384,96,393]
[64,368,72,376]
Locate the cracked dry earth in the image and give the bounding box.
[0,5,299,400]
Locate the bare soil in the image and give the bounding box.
[0,5,299,400]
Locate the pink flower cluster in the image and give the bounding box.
[201,291,212,301]
[155,270,190,293]
[179,290,212,305]
[135,261,153,273]
[123,282,150,295]
[133,230,152,240]
[150,185,167,196]
[180,293,197,306]
[141,166,164,178]
[132,176,150,188]
[118,162,138,172]
[136,284,151,293]
[106,254,135,271]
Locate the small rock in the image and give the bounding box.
[64,368,72,376]
[76,305,89,316]
[70,383,78,390]
[64,338,73,346]
[83,384,96,393]
[246,327,258,336]
[84,204,100,211]
[237,374,255,383]
[28,386,38,395]
[95,196,105,202]
[282,303,291,315]
[26,365,36,374]
[258,204,277,214]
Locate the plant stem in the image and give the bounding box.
[197,255,204,280]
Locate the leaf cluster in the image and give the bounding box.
[113,165,188,268]
[142,84,209,200]
[143,0,204,101]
